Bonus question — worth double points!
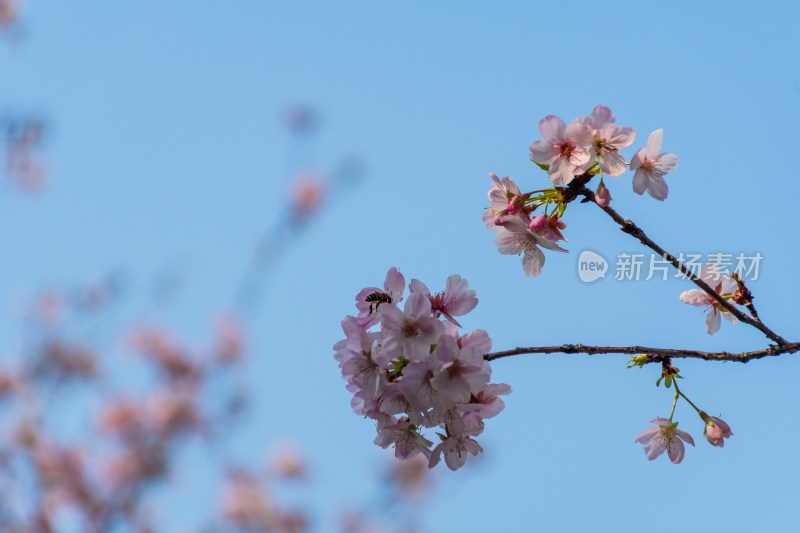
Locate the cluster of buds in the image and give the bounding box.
[333,268,511,470]
[484,106,678,276]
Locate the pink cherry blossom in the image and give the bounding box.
[630,129,678,201]
[529,115,593,185]
[409,275,478,327]
[428,418,484,471]
[429,335,490,408]
[380,293,445,361]
[495,215,567,277]
[578,105,636,177]
[355,267,406,327]
[375,419,434,460]
[634,418,695,464]
[704,417,733,448]
[483,173,520,228]
[458,383,512,429]
[679,263,739,335]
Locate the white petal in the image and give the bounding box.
[529,140,555,164]
[680,289,708,307]
[647,174,668,201]
[646,129,663,156]
[590,105,614,129]
[538,115,565,142]
[675,428,695,446]
[722,310,739,324]
[654,153,678,174]
[705,309,721,335]
[549,158,575,185]
[607,126,636,148]
[495,229,524,255]
[565,120,593,146]
[522,246,545,277]
[598,150,627,177]
[629,146,646,171]
[534,233,568,253]
[632,168,648,195]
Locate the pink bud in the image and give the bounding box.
[704,417,733,447]
[529,214,547,233]
[595,181,611,207]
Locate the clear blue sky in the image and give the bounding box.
[2,1,800,531]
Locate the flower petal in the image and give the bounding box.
[646,129,663,156]
[705,309,721,335]
[538,115,566,142]
[647,174,668,201]
[632,168,648,195]
[522,246,545,276]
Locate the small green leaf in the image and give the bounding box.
[532,160,550,172]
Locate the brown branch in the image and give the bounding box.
[573,184,788,346]
[485,342,800,363]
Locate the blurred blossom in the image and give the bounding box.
[222,471,308,533]
[2,115,46,192]
[107,446,166,490]
[27,290,61,325]
[147,390,198,436]
[270,446,307,481]
[289,172,326,220]
[37,341,97,380]
[129,328,197,382]
[387,454,430,501]
[0,0,17,30]
[99,399,145,440]
[216,315,244,364]
[340,511,389,533]
[282,105,318,135]
[0,370,17,398]
[33,446,98,517]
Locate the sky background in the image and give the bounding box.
[2,1,800,531]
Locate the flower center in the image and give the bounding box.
[558,139,575,159]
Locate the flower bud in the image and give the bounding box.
[704,417,733,447]
[595,181,611,207]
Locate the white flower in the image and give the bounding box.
[529,115,594,185]
[679,263,739,335]
[495,216,567,277]
[634,418,695,464]
[630,129,678,200]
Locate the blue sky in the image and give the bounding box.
[2,1,800,531]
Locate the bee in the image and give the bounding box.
[365,291,392,314]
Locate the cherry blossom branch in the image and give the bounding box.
[485,341,800,363]
[571,182,788,346]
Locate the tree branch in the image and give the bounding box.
[573,184,788,346]
[485,342,800,363]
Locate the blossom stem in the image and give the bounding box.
[574,184,788,346]
[668,390,679,421]
[672,380,702,415]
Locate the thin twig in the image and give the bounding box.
[574,184,788,346]
[485,342,800,363]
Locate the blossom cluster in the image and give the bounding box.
[484,106,678,277]
[527,105,678,199]
[333,268,511,470]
